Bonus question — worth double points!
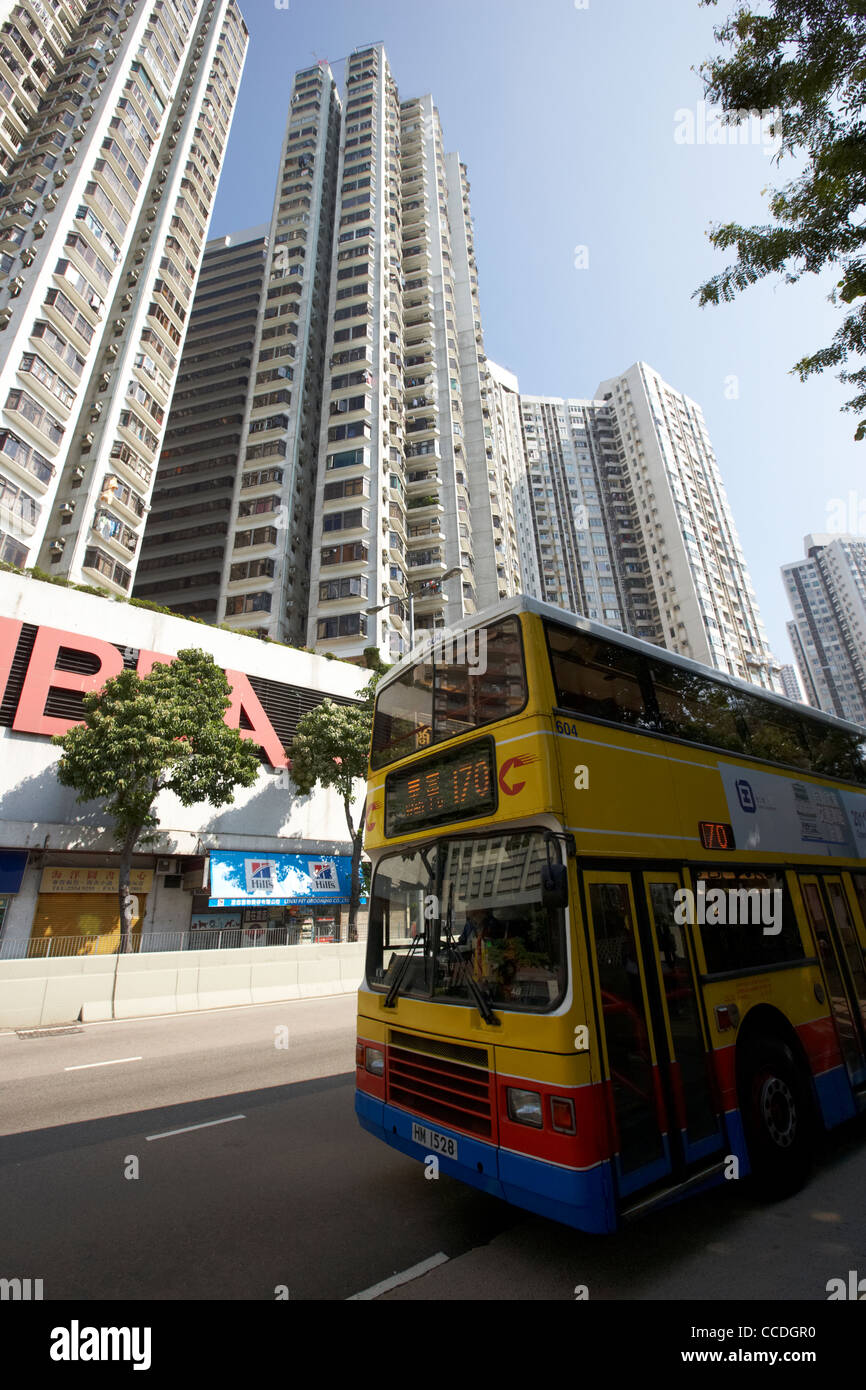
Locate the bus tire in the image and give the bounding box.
[737,1038,816,1199]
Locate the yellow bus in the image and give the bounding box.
[355,597,866,1233]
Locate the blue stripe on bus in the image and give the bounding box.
[498,1148,615,1233]
[356,1090,618,1233]
[813,1065,858,1129]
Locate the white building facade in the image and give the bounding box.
[784,533,866,724]
[0,0,248,590]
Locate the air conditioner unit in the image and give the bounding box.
[156,857,178,876]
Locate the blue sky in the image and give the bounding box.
[211,0,863,671]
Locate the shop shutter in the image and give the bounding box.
[32,893,146,953]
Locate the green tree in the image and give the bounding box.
[286,677,377,941]
[52,650,260,950]
[694,0,866,436]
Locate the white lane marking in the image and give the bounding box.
[347,1252,449,1301]
[64,1056,142,1071]
[146,1114,245,1142]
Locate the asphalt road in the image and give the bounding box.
[0,996,864,1301]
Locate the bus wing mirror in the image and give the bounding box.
[541,863,568,909]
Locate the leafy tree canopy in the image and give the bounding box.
[287,676,378,939]
[287,678,376,823]
[695,0,866,436]
[53,648,261,846]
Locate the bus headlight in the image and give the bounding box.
[507,1087,543,1128]
[365,1047,385,1076]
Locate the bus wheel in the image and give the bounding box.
[738,1039,815,1199]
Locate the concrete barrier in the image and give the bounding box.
[0,943,366,1029]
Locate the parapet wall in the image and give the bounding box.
[0,942,366,1029]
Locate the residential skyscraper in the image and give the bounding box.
[133,46,521,655]
[779,663,804,704]
[597,362,779,688]
[508,362,780,689]
[132,225,267,619]
[517,392,653,638]
[482,358,524,603]
[783,533,866,724]
[305,47,517,663]
[0,0,247,587]
[218,59,341,648]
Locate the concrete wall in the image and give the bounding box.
[0,943,366,1030]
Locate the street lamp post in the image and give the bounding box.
[369,567,463,661]
[407,566,463,649]
[364,601,390,658]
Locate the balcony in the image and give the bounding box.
[110,441,153,489]
[406,493,442,518]
[92,508,137,556]
[101,474,145,522]
[0,494,39,537]
[402,236,431,268]
[82,546,132,593]
[0,427,55,490]
[407,519,444,543]
[405,464,440,489]
[404,323,434,352]
[405,414,439,441]
[406,547,445,576]
[404,350,434,370]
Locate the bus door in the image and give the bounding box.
[583,871,671,1197]
[799,875,866,1089]
[642,872,726,1167]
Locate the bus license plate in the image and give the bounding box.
[412,1122,458,1159]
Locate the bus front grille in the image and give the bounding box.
[387,1044,493,1138]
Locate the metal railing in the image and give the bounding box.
[0,920,368,960]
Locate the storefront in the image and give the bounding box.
[207,852,353,942]
[34,867,154,953]
[0,570,367,955]
[0,851,27,938]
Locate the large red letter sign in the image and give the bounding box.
[224,669,287,768]
[13,626,124,736]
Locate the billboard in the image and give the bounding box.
[209,852,352,906]
[718,762,866,858]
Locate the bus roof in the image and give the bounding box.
[378,593,866,742]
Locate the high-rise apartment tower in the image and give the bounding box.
[0,0,247,588]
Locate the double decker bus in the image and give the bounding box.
[355,597,866,1233]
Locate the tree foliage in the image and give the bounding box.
[695,0,866,436]
[286,677,377,937]
[53,649,261,945]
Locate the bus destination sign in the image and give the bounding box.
[385,738,497,837]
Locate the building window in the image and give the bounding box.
[317,612,367,640]
[225,591,273,616]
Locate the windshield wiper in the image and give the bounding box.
[441,902,500,1027]
[384,930,425,1008]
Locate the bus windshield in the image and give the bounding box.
[370,615,527,769]
[367,830,568,1012]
